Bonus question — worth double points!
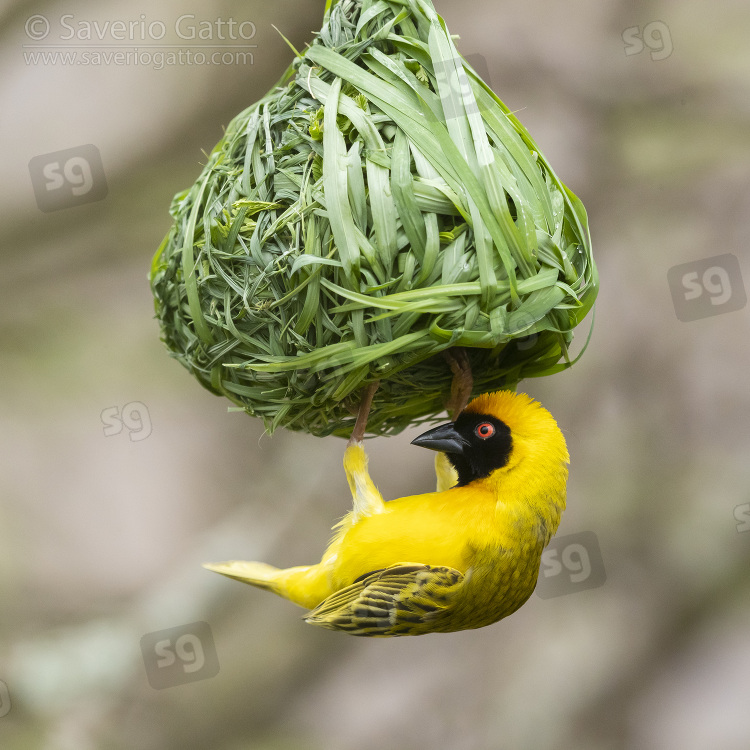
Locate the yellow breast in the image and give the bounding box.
[331,470,562,583]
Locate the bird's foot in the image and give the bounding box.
[348,380,380,445]
[443,348,473,420]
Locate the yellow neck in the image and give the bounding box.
[475,428,569,547]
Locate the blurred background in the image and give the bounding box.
[2,0,750,748]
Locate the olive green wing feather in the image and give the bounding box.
[304,563,464,637]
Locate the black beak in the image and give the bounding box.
[411,422,469,455]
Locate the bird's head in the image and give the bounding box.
[411,390,569,488]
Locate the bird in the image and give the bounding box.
[204,390,569,636]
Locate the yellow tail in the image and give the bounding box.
[203,560,332,610]
[203,561,282,591]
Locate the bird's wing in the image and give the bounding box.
[304,563,464,636]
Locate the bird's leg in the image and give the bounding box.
[443,348,473,421]
[345,381,384,521]
[348,380,380,445]
[435,348,472,491]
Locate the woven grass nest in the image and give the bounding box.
[150,0,597,438]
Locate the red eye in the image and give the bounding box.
[475,422,495,439]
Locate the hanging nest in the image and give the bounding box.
[150,0,597,438]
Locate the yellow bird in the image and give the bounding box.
[204,390,569,636]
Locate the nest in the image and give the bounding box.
[150,0,597,438]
